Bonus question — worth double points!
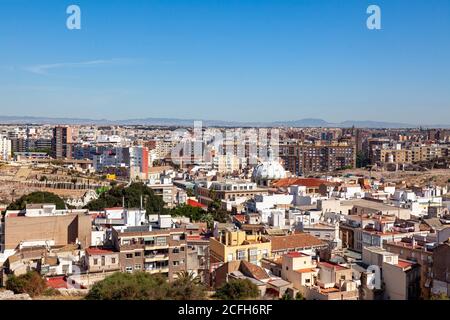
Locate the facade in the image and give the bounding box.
[382,259,420,300]
[431,243,450,296]
[280,142,355,175]
[384,240,433,298]
[213,154,240,174]
[84,247,120,273]
[129,146,150,181]
[51,126,72,159]
[209,230,271,266]
[0,136,12,161]
[112,226,189,281]
[2,205,91,252]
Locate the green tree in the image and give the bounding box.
[7,191,66,210]
[85,271,207,300]
[169,271,206,300]
[280,292,292,300]
[85,182,166,215]
[214,279,260,300]
[356,151,370,168]
[86,272,169,300]
[6,271,47,297]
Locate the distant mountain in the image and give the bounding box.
[0,115,449,129]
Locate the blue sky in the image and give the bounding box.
[0,0,449,124]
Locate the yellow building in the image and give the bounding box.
[209,230,271,266]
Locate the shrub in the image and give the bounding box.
[7,192,66,210]
[86,271,208,300]
[214,279,260,300]
[6,271,47,297]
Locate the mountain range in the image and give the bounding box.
[0,115,449,129]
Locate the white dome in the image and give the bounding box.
[252,159,287,181]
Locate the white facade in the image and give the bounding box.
[0,136,12,161]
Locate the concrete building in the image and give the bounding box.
[84,247,120,273]
[2,204,91,254]
[51,126,72,159]
[0,136,12,161]
[111,226,189,281]
[209,229,271,266]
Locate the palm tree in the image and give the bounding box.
[175,271,202,286]
[171,271,205,300]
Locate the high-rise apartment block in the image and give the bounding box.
[51,126,73,159]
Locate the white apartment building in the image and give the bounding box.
[0,136,12,161]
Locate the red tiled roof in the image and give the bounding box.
[397,260,415,269]
[295,268,316,274]
[269,233,326,251]
[318,261,348,271]
[272,178,331,188]
[85,247,116,255]
[233,215,246,223]
[187,199,207,209]
[286,252,309,258]
[46,277,69,289]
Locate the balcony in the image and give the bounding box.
[145,254,169,262]
[146,267,169,274]
[144,244,169,250]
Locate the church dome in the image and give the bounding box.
[252,160,287,181]
[252,149,287,185]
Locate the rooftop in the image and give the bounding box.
[269,233,326,251]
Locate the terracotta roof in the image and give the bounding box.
[286,252,309,258]
[397,259,415,269]
[295,268,317,274]
[318,261,348,271]
[269,233,326,251]
[85,247,116,255]
[46,277,69,289]
[272,178,331,188]
[233,215,246,223]
[187,199,207,209]
[240,260,270,281]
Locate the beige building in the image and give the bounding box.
[209,229,271,266]
[84,247,120,273]
[213,154,240,174]
[2,206,91,251]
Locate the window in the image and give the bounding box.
[156,237,167,246]
[305,279,310,284]
[125,266,133,273]
[340,275,346,280]
[93,258,98,265]
[126,254,133,259]
[111,258,116,264]
[135,264,141,270]
[173,261,180,266]
[237,250,246,260]
[173,247,180,254]
[249,249,258,263]
[135,252,141,257]
[172,234,181,241]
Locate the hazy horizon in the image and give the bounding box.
[0,0,449,123]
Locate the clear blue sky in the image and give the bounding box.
[0,0,449,124]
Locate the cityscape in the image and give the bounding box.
[0,122,449,301]
[0,0,449,304]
